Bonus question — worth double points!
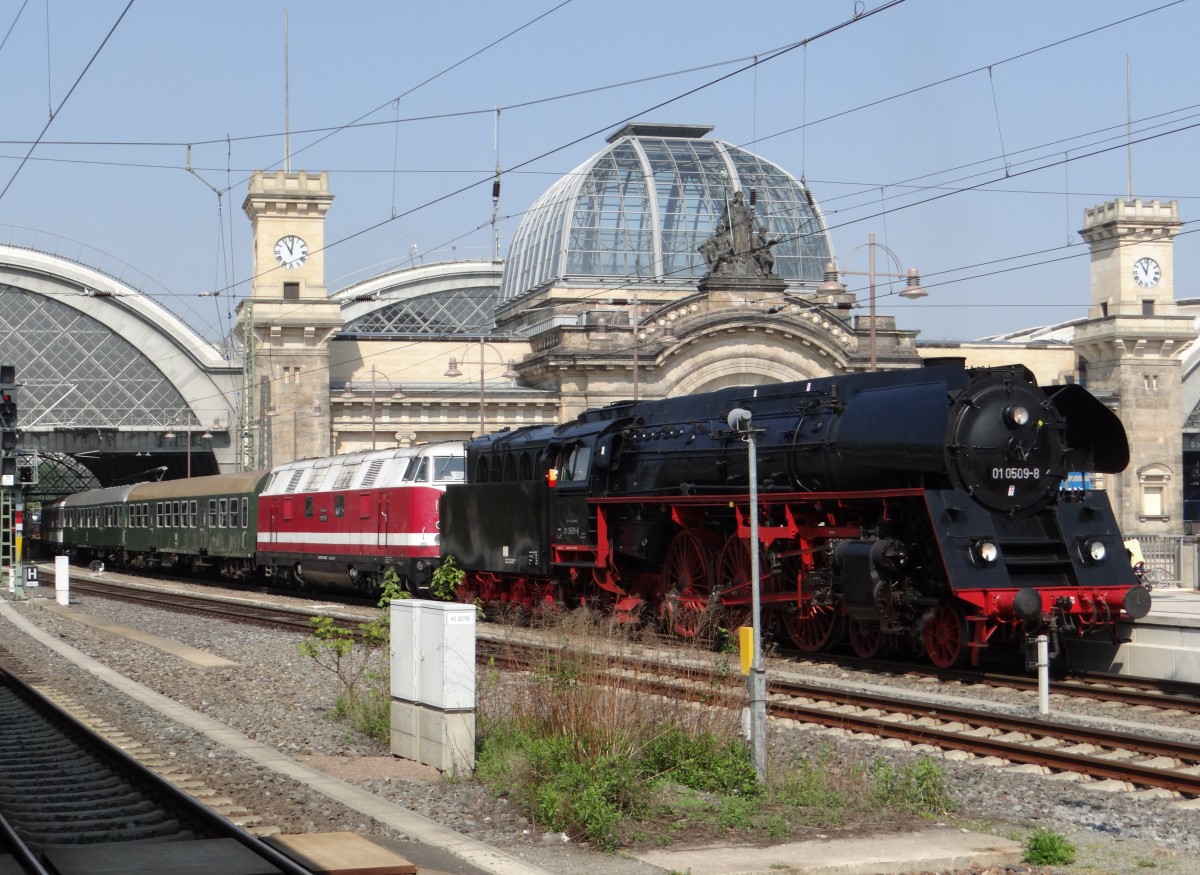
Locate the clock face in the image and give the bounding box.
[1133,256,1161,289]
[273,235,309,270]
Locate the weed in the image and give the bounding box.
[1024,827,1077,866]
[867,756,955,817]
[429,555,465,601]
[296,566,404,744]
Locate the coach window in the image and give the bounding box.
[305,496,314,518]
[241,498,248,527]
[229,497,239,528]
[334,495,344,517]
[208,499,217,527]
[219,498,228,528]
[189,500,198,528]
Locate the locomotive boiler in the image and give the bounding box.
[441,360,1151,668]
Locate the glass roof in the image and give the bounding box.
[499,124,833,304]
[0,286,195,427]
[341,286,498,336]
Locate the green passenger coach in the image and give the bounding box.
[124,471,268,578]
[54,471,268,579]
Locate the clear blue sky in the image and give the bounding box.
[0,0,1196,344]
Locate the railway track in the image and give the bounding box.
[38,567,1200,797]
[55,567,1200,714]
[795,654,1200,716]
[0,657,313,875]
[482,638,1200,799]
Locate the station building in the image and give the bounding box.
[0,122,1194,546]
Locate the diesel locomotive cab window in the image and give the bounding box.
[435,456,465,482]
[406,457,429,483]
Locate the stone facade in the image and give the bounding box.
[1075,200,1189,535]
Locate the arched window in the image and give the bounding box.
[475,457,489,483]
[502,454,517,481]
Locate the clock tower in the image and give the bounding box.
[1074,199,1190,534]
[238,170,341,466]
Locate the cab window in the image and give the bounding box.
[560,444,592,483]
[434,455,465,483]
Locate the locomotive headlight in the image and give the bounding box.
[1005,405,1031,427]
[1082,538,1107,564]
[972,539,999,565]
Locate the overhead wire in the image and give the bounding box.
[0,0,135,206]
[11,0,1200,434]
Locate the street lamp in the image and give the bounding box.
[444,338,519,434]
[727,406,766,783]
[163,422,203,478]
[819,231,925,371]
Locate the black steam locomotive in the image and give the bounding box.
[441,360,1151,668]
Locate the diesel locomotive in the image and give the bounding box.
[441,360,1152,667]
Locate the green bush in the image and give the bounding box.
[1024,827,1077,866]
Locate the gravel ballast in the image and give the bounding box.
[1,586,1196,875]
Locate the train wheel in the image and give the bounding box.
[847,617,883,659]
[780,605,842,652]
[660,530,711,638]
[923,601,969,669]
[715,535,762,638]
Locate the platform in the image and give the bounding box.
[1072,586,1200,681]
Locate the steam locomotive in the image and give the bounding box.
[441,360,1151,668]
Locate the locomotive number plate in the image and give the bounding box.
[992,467,1040,480]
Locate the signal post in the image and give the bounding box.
[0,365,23,599]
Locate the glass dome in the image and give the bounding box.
[499,123,833,304]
